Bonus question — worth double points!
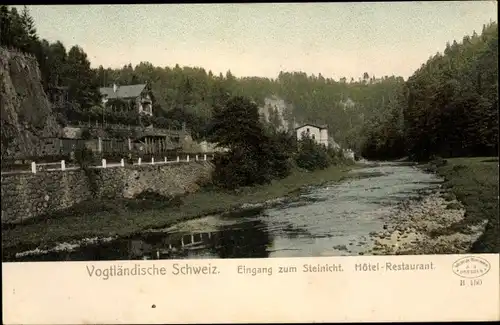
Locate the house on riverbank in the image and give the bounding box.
[295,123,329,147]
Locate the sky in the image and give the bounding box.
[21,2,498,80]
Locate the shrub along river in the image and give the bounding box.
[10,160,476,262]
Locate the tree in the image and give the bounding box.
[65,45,100,109]
[46,41,68,87]
[295,133,331,171]
[207,96,291,189]
[20,6,37,43]
[208,96,263,152]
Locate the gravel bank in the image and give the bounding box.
[367,190,487,255]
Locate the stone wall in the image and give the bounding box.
[1,170,91,224]
[1,161,213,224]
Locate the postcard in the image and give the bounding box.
[1,2,499,324]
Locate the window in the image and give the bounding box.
[306,128,310,132]
[312,134,316,140]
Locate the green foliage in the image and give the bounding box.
[1,5,101,110]
[295,133,331,171]
[3,4,496,163]
[0,6,38,53]
[208,96,292,189]
[2,3,409,148]
[327,146,356,166]
[359,89,406,160]
[431,158,499,253]
[357,23,498,161]
[92,57,410,148]
[405,22,498,161]
[208,96,262,151]
[264,130,296,179]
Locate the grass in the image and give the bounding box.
[2,163,358,253]
[423,157,499,253]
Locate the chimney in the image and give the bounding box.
[113,83,118,93]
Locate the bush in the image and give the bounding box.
[261,131,294,179]
[294,136,331,171]
[212,150,263,190]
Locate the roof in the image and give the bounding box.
[295,123,328,130]
[99,84,147,99]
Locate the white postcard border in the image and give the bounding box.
[2,253,499,324]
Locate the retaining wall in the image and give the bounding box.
[1,161,213,224]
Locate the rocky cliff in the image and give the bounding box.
[0,47,61,159]
[259,95,294,131]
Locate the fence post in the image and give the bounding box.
[61,160,66,171]
[176,156,180,163]
[187,155,190,162]
[204,154,207,161]
[164,157,167,163]
[120,158,125,167]
[151,157,155,165]
[102,159,107,168]
[98,137,102,153]
[138,158,142,166]
[31,162,37,174]
[195,155,198,161]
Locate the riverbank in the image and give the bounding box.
[367,157,499,254]
[2,163,358,254]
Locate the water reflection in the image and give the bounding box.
[9,218,273,261]
[8,162,445,261]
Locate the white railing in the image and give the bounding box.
[131,154,212,166]
[1,155,215,175]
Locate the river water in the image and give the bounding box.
[12,162,444,261]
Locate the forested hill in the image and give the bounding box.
[404,22,498,160]
[0,4,404,150]
[100,64,406,149]
[102,21,497,159]
[1,5,497,160]
[92,18,500,160]
[359,22,498,160]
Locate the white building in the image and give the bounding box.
[295,124,328,147]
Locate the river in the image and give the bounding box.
[11,161,445,261]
